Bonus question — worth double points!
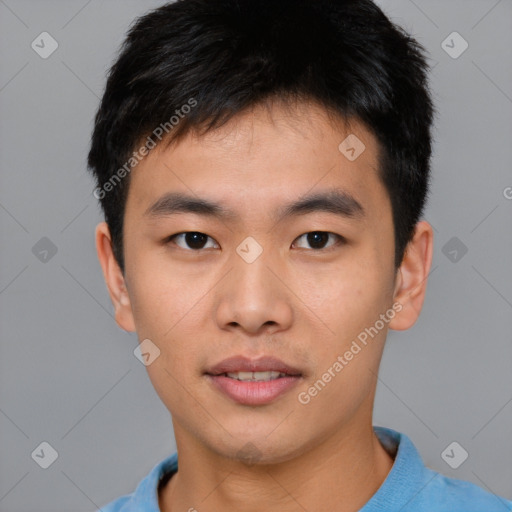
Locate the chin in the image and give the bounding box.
[209,432,307,467]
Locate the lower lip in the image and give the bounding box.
[206,374,301,405]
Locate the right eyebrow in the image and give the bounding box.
[144,192,237,220]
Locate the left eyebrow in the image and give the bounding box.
[274,189,365,222]
[143,188,365,222]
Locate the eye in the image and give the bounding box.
[292,231,344,250]
[166,232,219,250]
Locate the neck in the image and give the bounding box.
[159,422,394,512]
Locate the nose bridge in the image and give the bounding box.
[215,239,293,333]
[234,247,272,295]
[232,233,275,290]
[232,243,277,309]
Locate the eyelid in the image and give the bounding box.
[292,232,345,250]
[166,232,219,250]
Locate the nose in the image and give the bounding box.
[214,247,293,336]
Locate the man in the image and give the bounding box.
[88,0,512,510]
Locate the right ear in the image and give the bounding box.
[95,222,136,332]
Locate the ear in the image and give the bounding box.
[389,220,434,331]
[95,222,136,332]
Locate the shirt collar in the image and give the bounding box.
[129,451,178,511]
[361,426,433,511]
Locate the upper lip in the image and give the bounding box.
[205,356,303,376]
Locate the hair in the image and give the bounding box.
[88,0,435,274]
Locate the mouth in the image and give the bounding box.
[216,371,293,381]
[204,356,303,405]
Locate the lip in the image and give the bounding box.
[204,355,303,406]
[205,355,303,376]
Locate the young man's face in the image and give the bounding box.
[97,101,430,464]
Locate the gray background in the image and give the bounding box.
[0,0,511,510]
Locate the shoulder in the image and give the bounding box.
[406,467,512,511]
[368,427,512,512]
[96,453,178,512]
[99,494,131,511]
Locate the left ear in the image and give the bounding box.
[389,220,434,331]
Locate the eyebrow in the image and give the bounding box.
[144,189,365,222]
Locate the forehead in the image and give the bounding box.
[125,102,389,222]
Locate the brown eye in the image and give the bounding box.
[167,232,218,250]
[293,231,343,250]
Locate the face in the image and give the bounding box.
[97,101,430,464]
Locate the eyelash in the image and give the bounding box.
[164,231,345,252]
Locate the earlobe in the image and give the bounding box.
[95,222,136,332]
[389,221,433,331]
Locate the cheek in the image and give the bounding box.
[294,259,389,342]
[126,253,209,376]
[296,267,390,412]
[126,252,204,338]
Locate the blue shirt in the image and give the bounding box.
[98,426,512,511]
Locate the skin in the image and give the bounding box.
[96,101,433,512]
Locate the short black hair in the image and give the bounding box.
[88,0,434,273]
